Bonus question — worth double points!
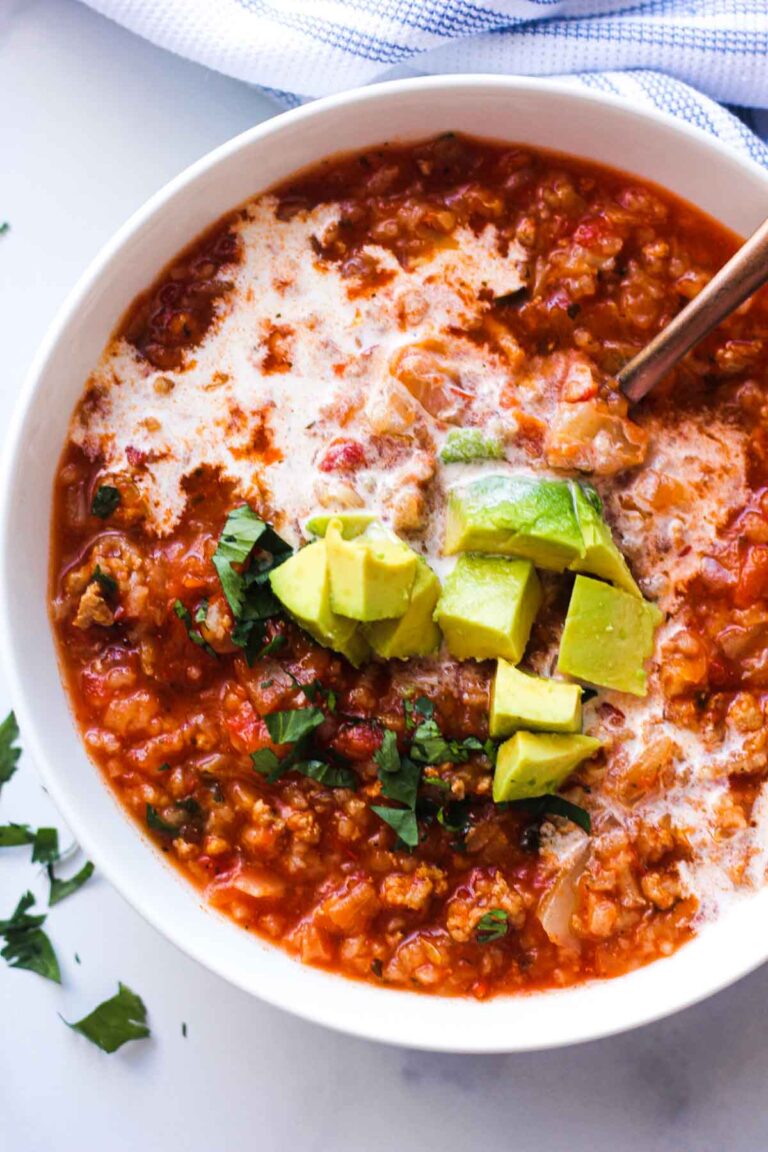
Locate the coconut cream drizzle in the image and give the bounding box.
[70,189,763,926]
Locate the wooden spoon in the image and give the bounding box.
[618,214,768,404]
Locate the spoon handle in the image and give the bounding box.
[618,214,768,404]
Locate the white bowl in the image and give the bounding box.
[3,76,768,1053]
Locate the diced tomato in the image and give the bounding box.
[318,438,367,473]
[226,701,283,756]
[330,722,382,762]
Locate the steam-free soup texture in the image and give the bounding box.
[52,135,768,997]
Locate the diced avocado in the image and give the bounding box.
[269,539,370,666]
[304,510,377,540]
[365,559,442,659]
[569,482,641,597]
[440,428,505,464]
[493,731,602,802]
[557,575,662,697]
[326,520,418,622]
[434,554,541,662]
[490,660,582,738]
[444,475,585,571]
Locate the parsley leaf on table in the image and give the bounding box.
[0,711,21,794]
[63,982,150,1053]
[31,827,59,865]
[48,860,95,906]
[0,823,35,847]
[0,892,61,982]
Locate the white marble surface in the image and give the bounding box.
[2,2,768,1148]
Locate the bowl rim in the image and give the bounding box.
[4,73,768,1053]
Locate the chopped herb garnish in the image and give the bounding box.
[146,804,180,836]
[48,860,95,906]
[251,747,281,781]
[0,892,61,982]
[194,598,209,625]
[0,823,34,848]
[63,982,149,1053]
[370,958,383,978]
[211,508,292,664]
[371,805,419,848]
[75,952,81,965]
[374,731,421,809]
[0,222,9,236]
[475,908,510,944]
[409,719,487,766]
[173,600,218,658]
[510,794,592,834]
[91,485,121,519]
[91,565,117,597]
[264,706,324,745]
[260,679,274,690]
[294,760,356,789]
[212,505,270,615]
[158,762,171,772]
[437,798,472,836]
[0,711,21,794]
[31,827,59,865]
[182,1021,188,1038]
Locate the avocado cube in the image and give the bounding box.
[439,428,505,464]
[490,660,582,738]
[269,539,370,666]
[326,520,418,622]
[365,559,442,660]
[434,554,542,662]
[557,575,662,697]
[493,731,602,802]
[304,510,377,540]
[444,475,585,571]
[568,482,641,597]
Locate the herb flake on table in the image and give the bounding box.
[48,860,95,906]
[0,711,21,794]
[0,823,35,848]
[0,891,61,982]
[31,826,59,864]
[63,982,150,1053]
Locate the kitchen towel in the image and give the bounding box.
[81,0,768,166]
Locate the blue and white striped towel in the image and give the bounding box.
[82,0,768,167]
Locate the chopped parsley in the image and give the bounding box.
[371,805,419,848]
[90,485,120,519]
[145,804,181,836]
[253,707,354,788]
[91,565,117,597]
[48,860,95,906]
[264,707,324,745]
[31,827,59,865]
[0,823,34,848]
[63,982,150,1053]
[409,719,493,767]
[475,909,510,944]
[509,794,592,835]
[403,696,433,729]
[173,600,218,658]
[0,711,21,794]
[0,892,61,982]
[212,506,291,664]
[372,729,421,848]
[0,222,9,237]
[182,1021,188,1038]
